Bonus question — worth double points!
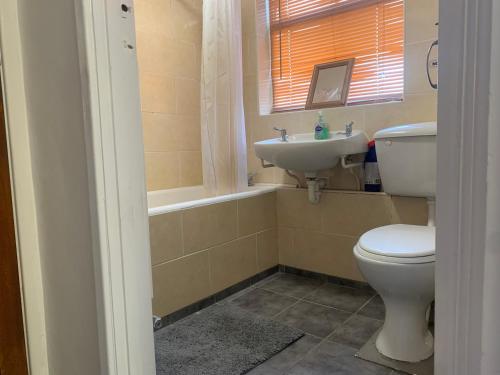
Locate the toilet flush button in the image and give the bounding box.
[385,139,392,146]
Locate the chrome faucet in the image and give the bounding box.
[273,126,288,142]
[342,121,353,137]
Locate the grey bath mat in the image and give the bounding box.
[356,328,434,375]
[155,304,304,375]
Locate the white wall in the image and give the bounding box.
[16,0,101,373]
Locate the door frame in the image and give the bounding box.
[73,0,156,374]
[435,0,500,374]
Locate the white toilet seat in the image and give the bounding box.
[357,224,435,264]
[355,246,435,264]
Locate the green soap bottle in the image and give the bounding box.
[314,111,330,140]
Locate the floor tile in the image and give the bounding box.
[261,334,322,371]
[358,295,385,320]
[276,300,350,338]
[252,272,281,288]
[231,288,297,318]
[216,285,256,305]
[328,314,383,349]
[288,341,391,375]
[246,362,283,374]
[305,283,375,313]
[260,273,323,298]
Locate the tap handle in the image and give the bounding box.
[273,126,288,141]
[345,121,353,136]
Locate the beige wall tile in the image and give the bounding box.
[322,165,362,191]
[139,73,177,114]
[257,228,278,271]
[182,201,238,254]
[238,192,277,236]
[390,196,429,225]
[142,112,201,153]
[405,42,436,95]
[280,228,363,281]
[172,0,203,45]
[321,191,393,237]
[273,168,305,187]
[149,212,183,265]
[142,112,175,152]
[209,236,258,293]
[405,0,439,44]
[298,106,366,134]
[152,251,210,316]
[137,34,200,81]
[247,152,275,183]
[179,151,203,186]
[241,0,257,38]
[144,151,180,191]
[278,226,294,263]
[136,31,176,78]
[136,0,202,191]
[363,93,437,137]
[277,188,322,230]
[134,0,175,38]
[176,78,201,116]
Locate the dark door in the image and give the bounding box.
[0,77,29,374]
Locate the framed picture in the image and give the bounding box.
[305,58,355,110]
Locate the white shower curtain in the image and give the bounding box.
[201,0,248,196]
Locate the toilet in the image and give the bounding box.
[353,122,437,363]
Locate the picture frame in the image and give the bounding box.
[305,58,355,110]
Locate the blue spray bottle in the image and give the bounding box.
[364,140,382,192]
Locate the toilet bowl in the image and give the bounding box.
[354,224,435,362]
[353,122,437,362]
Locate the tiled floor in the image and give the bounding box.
[219,272,405,375]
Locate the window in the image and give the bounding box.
[270,0,404,112]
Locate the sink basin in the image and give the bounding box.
[254,130,369,175]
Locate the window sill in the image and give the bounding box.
[269,97,404,114]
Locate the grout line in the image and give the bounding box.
[153,232,264,267]
[270,298,302,319]
[236,199,240,238]
[324,294,382,344]
[262,284,367,316]
[254,234,259,272]
[261,275,379,355]
[269,281,325,319]
[180,212,186,256]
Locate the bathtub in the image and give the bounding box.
[147,183,280,320]
[147,184,279,215]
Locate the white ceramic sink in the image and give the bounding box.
[254,130,369,175]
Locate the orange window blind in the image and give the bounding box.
[270,0,404,112]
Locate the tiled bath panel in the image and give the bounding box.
[216,272,416,375]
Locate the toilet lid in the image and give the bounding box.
[358,224,435,258]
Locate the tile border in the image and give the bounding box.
[156,266,279,330]
[156,265,376,330]
[279,265,374,292]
